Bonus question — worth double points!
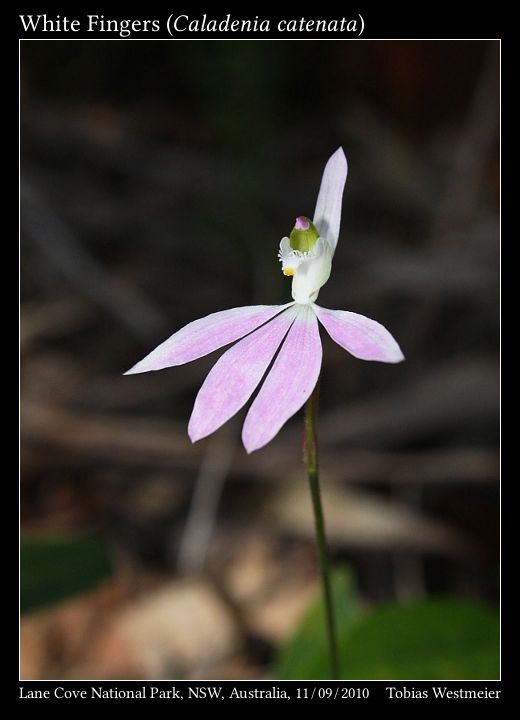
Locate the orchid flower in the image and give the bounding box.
[125,148,404,453]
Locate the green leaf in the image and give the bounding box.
[273,586,500,680]
[341,598,499,680]
[273,568,360,679]
[20,534,112,613]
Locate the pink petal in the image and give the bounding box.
[188,306,298,442]
[314,305,404,363]
[125,303,293,374]
[313,147,348,252]
[242,305,322,453]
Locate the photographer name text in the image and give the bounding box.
[19,685,501,701]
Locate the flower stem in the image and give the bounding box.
[304,378,340,679]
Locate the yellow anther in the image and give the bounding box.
[283,268,295,277]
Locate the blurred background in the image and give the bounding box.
[20,40,499,680]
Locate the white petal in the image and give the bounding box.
[124,304,293,374]
[314,305,404,363]
[291,238,333,304]
[313,147,348,253]
[242,305,322,452]
[188,306,298,442]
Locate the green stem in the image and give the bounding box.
[304,378,340,679]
